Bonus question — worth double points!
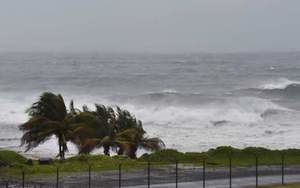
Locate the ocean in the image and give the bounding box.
[1,52,300,158]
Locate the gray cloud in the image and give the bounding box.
[0,0,299,53]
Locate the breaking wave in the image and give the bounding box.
[0,90,287,128]
[238,78,300,98]
[262,84,300,97]
[260,78,300,90]
[120,96,287,128]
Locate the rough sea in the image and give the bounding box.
[1,52,300,158]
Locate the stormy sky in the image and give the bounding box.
[0,0,299,53]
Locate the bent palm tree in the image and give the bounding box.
[117,128,165,159]
[69,111,109,153]
[78,106,165,158]
[76,104,116,155]
[93,104,116,155]
[79,106,140,156]
[80,127,165,159]
[115,107,165,158]
[20,92,73,159]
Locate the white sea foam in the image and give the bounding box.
[162,89,178,94]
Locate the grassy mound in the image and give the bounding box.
[0,150,27,167]
[139,149,205,163]
[140,146,300,166]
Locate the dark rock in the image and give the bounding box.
[38,158,53,165]
[140,153,149,159]
[26,159,33,165]
[0,160,7,167]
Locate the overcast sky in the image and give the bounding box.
[0,0,299,53]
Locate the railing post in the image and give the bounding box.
[229,156,232,188]
[6,181,8,188]
[22,171,25,188]
[175,161,178,188]
[56,167,59,188]
[203,158,206,188]
[255,156,258,188]
[119,164,122,188]
[147,161,150,188]
[281,154,285,185]
[89,165,91,188]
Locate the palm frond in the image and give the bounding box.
[79,138,102,154]
[140,137,165,151]
[115,106,145,134]
[26,92,67,121]
[19,117,63,151]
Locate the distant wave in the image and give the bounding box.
[0,138,20,141]
[240,78,300,98]
[108,91,217,107]
[261,84,300,97]
[259,78,300,90]
[162,89,178,94]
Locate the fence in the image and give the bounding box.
[1,154,300,188]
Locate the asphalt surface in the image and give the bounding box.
[2,165,300,187]
[127,174,300,188]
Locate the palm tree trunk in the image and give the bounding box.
[58,135,65,160]
[58,142,62,159]
[129,146,138,159]
[117,147,124,155]
[61,145,64,159]
[103,145,110,156]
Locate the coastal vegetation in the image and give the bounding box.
[2,146,300,178]
[19,92,165,159]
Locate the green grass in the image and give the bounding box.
[0,153,146,179]
[2,146,300,179]
[140,146,300,167]
[0,150,27,166]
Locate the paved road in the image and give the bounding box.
[127,174,300,188]
[2,165,300,187]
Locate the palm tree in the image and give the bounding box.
[114,107,165,158]
[20,92,75,159]
[115,128,165,159]
[75,104,116,155]
[79,106,140,156]
[78,106,165,158]
[93,104,116,155]
[69,110,109,154]
[78,131,128,155]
